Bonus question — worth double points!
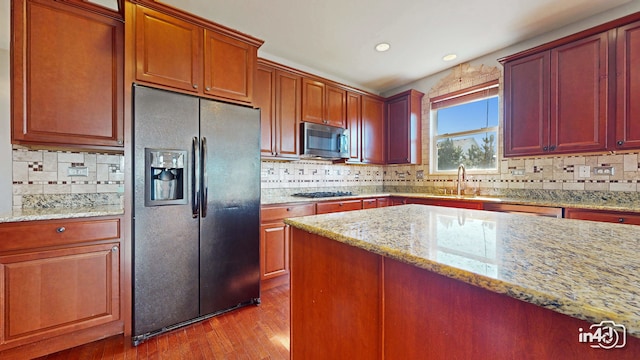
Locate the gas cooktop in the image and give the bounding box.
[291,191,354,198]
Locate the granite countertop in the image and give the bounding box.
[0,206,125,223]
[284,204,640,337]
[262,191,640,213]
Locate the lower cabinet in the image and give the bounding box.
[0,216,123,359]
[260,203,315,290]
[316,199,363,214]
[406,197,484,210]
[564,208,640,225]
[483,203,563,217]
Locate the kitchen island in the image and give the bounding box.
[285,204,640,359]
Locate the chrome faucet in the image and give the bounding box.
[457,164,466,196]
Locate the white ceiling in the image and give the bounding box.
[0,1,633,92]
[159,0,631,94]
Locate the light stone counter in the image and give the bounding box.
[0,206,124,223]
[284,204,640,337]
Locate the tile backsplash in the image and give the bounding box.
[12,147,124,209]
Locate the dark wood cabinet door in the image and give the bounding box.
[203,29,256,104]
[550,32,609,154]
[386,90,423,165]
[361,95,385,164]
[616,20,640,149]
[12,0,123,148]
[135,5,202,93]
[316,200,363,214]
[301,78,325,124]
[275,70,302,158]
[503,52,550,157]
[0,243,120,347]
[346,92,362,162]
[255,65,276,156]
[325,85,346,127]
[565,208,640,225]
[386,95,410,164]
[260,223,289,280]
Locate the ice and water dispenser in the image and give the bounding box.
[144,149,187,206]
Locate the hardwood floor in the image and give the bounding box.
[34,284,290,360]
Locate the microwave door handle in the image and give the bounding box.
[191,136,199,218]
[338,133,347,152]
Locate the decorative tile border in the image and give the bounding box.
[12,147,124,209]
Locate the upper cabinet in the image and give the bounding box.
[256,60,301,159]
[502,15,640,157]
[360,95,385,164]
[11,0,124,149]
[133,3,262,105]
[615,20,640,150]
[385,89,423,164]
[503,32,609,157]
[301,78,346,128]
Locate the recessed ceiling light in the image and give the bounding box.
[375,43,390,52]
[442,54,457,61]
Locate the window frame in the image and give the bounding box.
[429,80,500,175]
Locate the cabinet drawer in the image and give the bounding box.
[362,198,377,209]
[316,199,362,214]
[261,203,316,222]
[564,208,640,225]
[0,218,121,252]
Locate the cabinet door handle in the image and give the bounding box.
[56,227,65,233]
[112,245,119,252]
[617,140,624,146]
[206,87,211,91]
[193,84,199,89]
[543,146,548,151]
[549,145,556,151]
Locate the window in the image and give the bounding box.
[431,81,499,173]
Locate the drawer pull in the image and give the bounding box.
[286,208,291,211]
[112,246,119,252]
[618,218,625,223]
[56,227,66,233]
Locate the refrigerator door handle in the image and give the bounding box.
[191,136,200,218]
[201,137,208,218]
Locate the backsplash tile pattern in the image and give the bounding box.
[12,147,124,209]
[260,160,384,196]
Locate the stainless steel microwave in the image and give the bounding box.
[301,122,349,160]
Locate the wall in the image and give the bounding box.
[261,160,384,196]
[379,1,640,200]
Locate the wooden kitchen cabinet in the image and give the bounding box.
[406,197,484,210]
[564,208,640,225]
[502,32,609,157]
[483,203,563,217]
[133,4,262,105]
[385,89,424,164]
[615,20,640,149]
[376,197,390,207]
[301,78,346,127]
[260,204,315,290]
[316,199,363,214]
[11,0,124,149]
[549,32,609,154]
[0,217,123,359]
[362,198,377,209]
[256,61,301,159]
[361,95,386,164]
[346,91,362,162]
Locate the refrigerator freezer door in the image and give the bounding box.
[199,99,261,315]
[132,85,200,337]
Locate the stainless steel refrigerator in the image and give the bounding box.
[132,85,261,345]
